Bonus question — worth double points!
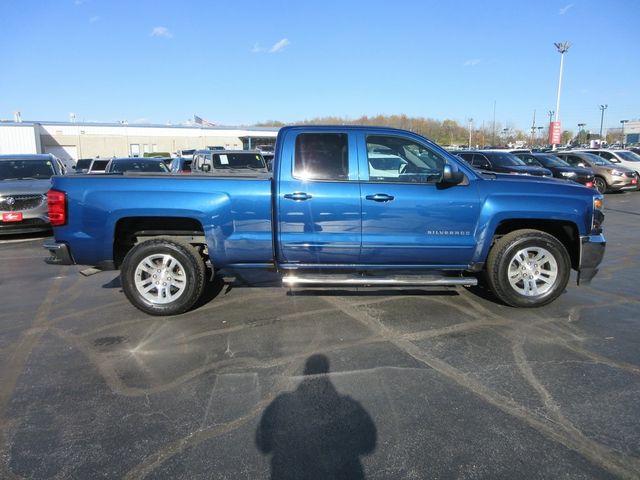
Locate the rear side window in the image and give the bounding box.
[294,133,348,180]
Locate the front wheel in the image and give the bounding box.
[121,238,206,316]
[486,229,570,307]
[593,176,607,194]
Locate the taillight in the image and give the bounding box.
[47,189,67,226]
[585,181,594,188]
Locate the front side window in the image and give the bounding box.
[366,135,445,183]
[294,133,348,180]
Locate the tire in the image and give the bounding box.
[485,229,570,308]
[121,238,206,316]
[593,176,607,194]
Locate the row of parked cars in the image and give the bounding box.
[454,148,640,194]
[0,149,269,236]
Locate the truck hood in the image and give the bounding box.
[505,165,553,176]
[487,172,580,186]
[0,178,52,195]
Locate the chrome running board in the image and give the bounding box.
[283,273,477,287]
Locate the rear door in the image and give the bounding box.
[358,132,480,266]
[276,130,361,264]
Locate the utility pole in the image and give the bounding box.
[552,42,571,150]
[599,104,608,141]
[468,118,473,148]
[530,110,536,146]
[492,100,496,146]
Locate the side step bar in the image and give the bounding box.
[283,274,477,287]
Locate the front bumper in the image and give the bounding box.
[43,241,74,265]
[577,234,606,285]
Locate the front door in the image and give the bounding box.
[277,131,361,265]
[358,132,480,267]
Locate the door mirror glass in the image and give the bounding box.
[440,164,465,185]
[201,163,211,172]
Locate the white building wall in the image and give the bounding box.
[0,124,40,154]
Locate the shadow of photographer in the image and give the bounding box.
[256,354,377,479]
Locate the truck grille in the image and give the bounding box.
[0,194,45,212]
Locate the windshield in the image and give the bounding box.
[0,159,55,180]
[535,154,570,167]
[75,159,93,169]
[618,151,640,162]
[90,160,110,171]
[109,160,169,173]
[212,153,265,169]
[579,153,612,166]
[487,152,526,167]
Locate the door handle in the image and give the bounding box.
[366,193,395,202]
[284,192,312,201]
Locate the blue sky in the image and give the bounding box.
[1,0,638,134]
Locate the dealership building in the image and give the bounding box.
[0,120,279,169]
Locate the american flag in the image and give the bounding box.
[194,115,216,127]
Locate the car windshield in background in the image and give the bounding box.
[75,159,93,170]
[536,155,570,167]
[0,160,55,180]
[212,153,265,169]
[91,160,110,170]
[110,160,169,173]
[580,153,612,166]
[618,151,640,162]
[488,152,526,167]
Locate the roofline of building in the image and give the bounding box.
[0,120,281,132]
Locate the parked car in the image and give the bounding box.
[73,158,94,173]
[554,151,638,193]
[0,154,65,234]
[512,152,595,188]
[576,149,640,178]
[104,157,170,174]
[169,157,193,174]
[44,126,605,315]
[191,150,268,173]
[457,150,553,177]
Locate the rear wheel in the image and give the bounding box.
[593,176,607,194]
[121,238,206,316]
[486,229,570,307]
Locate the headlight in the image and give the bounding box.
[560,171,576,177]
[611,169,624,176]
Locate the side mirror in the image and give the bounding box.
[202,163,211,173]
[440,164,465,185]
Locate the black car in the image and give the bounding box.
[456,150,553,177]
[512,152,595,188]
[104,158,170,173]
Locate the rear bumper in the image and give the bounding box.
[43,241,75,265]
[577,234,606,285]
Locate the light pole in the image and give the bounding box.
[467,118,473,148]
[552,42,571,150]
[578,123,586,145]
[502,128,509,146]
[620,119,629,147]
[599,104,608,141]
[536,126,544,145]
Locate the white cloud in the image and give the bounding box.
[150,26,173,39]
[463,59,481,67]
[89,16,99,23]
[269,38,290,53]
[559,4,574,15]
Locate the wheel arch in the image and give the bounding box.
[114,216,206,268]
[489,219,580,270]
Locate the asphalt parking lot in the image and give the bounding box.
[1,192,639,479]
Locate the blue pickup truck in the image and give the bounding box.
[44,126,605,316]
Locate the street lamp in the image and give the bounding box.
[536,126,544,145]
[599,104,608,141]
[578,123,586,145]
[552,42,571,150]
[620,119,629,147]
[467,118,473,148]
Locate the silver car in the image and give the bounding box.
[0,154,65,235]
